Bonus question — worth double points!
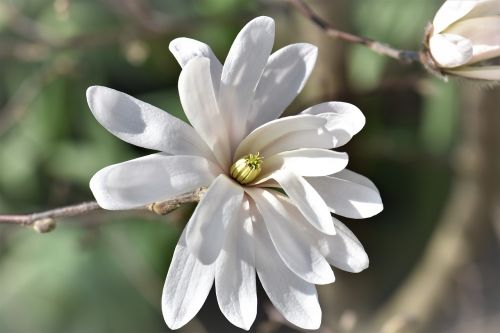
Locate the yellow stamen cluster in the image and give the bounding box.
[230,153,263,185]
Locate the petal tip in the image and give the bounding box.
[352,255,369,273]
[318,269,336,285]
[365,198,384,219]
[302,43,318,55]
[255,16,275,27]
[161,303,185,330]
[168,37,194,57]
[85,85,100,107]
[88,171,113,210]
[323,224,337,236]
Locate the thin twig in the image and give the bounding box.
[0,187,206,231]
[288,0,421,63]
[0,201,101,226]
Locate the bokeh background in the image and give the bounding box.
[1,0,499,332]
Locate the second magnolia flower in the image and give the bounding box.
[426,0,500,80]
[87,16,383,330]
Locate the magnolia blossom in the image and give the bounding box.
[427,0,500,80]
[87,16,383,330]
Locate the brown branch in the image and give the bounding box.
[287,0,421,64]
[0,187,207,233]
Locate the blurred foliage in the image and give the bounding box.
[0,0,471,332]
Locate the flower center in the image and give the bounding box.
[230,152,263,185]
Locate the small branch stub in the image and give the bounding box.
[148,187,208,215]
[33,218,57,233]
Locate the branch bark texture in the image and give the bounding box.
[288,0,421,63]
[0,188,207,233]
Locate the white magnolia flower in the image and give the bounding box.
[87,16,383,330]
[427,0,500,80]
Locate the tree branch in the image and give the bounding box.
[0,187,207,233]
[287,0,421,64]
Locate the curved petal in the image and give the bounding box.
[260,148,348,178]
[307,170,383,219]
[332,169,380,192]
[429,33,473,68]
[179,57,231,167]
[86,86,213,159]
[433,0,500,34]
[247,43,318,131]
[271,170,335,235]
[186,174,244,264]
[310,219,369,273]
[248,189,334,284]
[253,208,322,330]
[447,16,500,64]
[261,129,336,158]
[215,197,257,330]
[448,65,500,80]
[218,16,275,146]
[234,115,326,160]
[301,102,366,148]
[90,153,221,210]
[162,230,215,330]
[433,0,479,33]
[270,195,363,271]
[169,37,223,92]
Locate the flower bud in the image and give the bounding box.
[423,0,500,81]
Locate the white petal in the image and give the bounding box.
[447,16,500,63]
[247,189,335,284]
[272,170,335,235]
[169,37,223,92]
[215,197,257,330]
[86,86,213,159]
[311,219,369,273]
[429,33,473,68]
[234,114,327,160]
[433,0,500,34]
[186,174,244,264]
[270,195,363,272]
[162,230,215,330]
[259,148,348,178]
[178,57,231,167]
[433,0,479,33]
[301,102,366,148]
[447,65,500,80]
[253,210,321,330]
[90,154,221,210]
[262,129,337,158]
[218,16,275,145]
[247,43,318,131]
[307,170,383,219]
[333,169,380,192]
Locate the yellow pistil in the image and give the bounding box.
[230,153,263,185]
